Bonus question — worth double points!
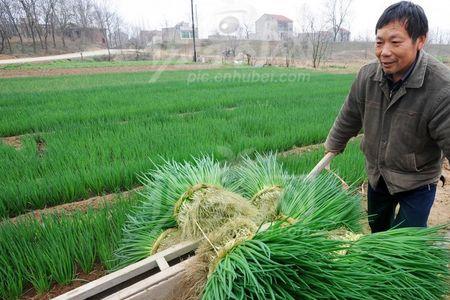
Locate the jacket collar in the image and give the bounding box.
[372,50,428,88]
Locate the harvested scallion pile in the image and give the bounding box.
[115,154,449,299]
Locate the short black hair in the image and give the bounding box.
[376,1,428,41]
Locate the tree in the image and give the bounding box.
[241,16,253,40]
[41,0,58,52]
[300,6,331,68]
[326,0,353,42]
[29,0,45,49]
[129,26,144,60]
[0,9,12,53]
[19,0,38,52]
[74,0,94,52]
[93,1,114,60]
[54,0,73,48]
[283,38,296,67]
[0,0,25,52]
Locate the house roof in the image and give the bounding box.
[259,14,293,23]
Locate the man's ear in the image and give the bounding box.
[416,35,427,50]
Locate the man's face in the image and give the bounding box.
[375,21,426,80]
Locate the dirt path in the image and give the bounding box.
[8,187,142,224]
[0,63,224,78]
[0,49,137,65]
[278,134,363,157]
[429,159,450,227]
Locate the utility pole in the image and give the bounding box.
[190,0,197,62]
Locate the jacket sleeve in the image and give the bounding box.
[324,71,363,153]
[428,92,450,161]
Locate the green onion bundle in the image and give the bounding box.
[115,154,449,299]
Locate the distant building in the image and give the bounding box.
[162,22,198,43]
[334,27,351,42]
[255,14,293,41]
[63,24,106,45]
[115,31,129,47]
[140,30,162,46]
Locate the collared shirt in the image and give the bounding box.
[382,52,419,98]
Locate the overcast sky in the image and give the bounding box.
[112,0,450,40]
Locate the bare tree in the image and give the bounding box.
[283,38,295,67]
[93,1,114,60]
[110,13,123,48]
[241,16,253,40]
[326,0,353,42]
[428,27,450,45]
[74,0,94,53]
[19,0,38,52]
[0,0,25,52]
[0,8,13,53]
[30,0,45,49]
[41,0,58,52]
[129,26,144,60]
[301,6,331,68]
[54,0,73,48]
[48,0,58,48]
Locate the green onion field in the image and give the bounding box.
[0,66,372,299]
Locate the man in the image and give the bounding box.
[325,1,450,233]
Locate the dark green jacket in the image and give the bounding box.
[325,51,450,194]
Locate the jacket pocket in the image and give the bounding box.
[360,136,378,175]
[388,153,417,173]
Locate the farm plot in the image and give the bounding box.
[0,196,138,300]
[0,67,355,218]
[1,63,449,298]
[280,139,366,186]
[0,59,193,71]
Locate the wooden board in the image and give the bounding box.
[106,257,193,300]
[53,240,199,300]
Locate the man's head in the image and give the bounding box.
[375,1,428,80]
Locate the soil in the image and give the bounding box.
[36,139,46,157]
[1,135,22,149]
[8,187,142,224]
[0,54,17,60]
[0,64,223,78]
[430,159,450,227]
[278,134,363,157]
[21,264,106,300]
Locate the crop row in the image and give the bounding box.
[0,142,365,300]
[0,59,192,71]
[0,196,137,300]
[280,139,366,186]
[0,68,355,218]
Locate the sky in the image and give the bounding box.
[112,0,450,40]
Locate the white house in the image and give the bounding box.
[255,14,294,41]
[162,22,198,43]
